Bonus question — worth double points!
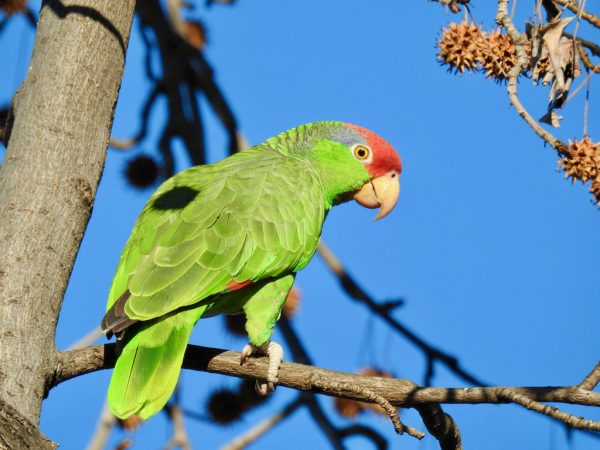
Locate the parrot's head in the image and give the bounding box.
[341,123,401,221]
[286,121,401,221]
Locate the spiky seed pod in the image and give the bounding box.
[437,20,486,74]
[0,0,27,15]
[334,368,394,419]
[206,388,245,424]
[183,20,207,50]
[282,286,301,318]
[117,415,143,431]
[591,179,600,205]
[559,137,600,204]
[480,29,521,82]
[560,137,600,183]
[224,313,246,337]
[124,155,161,189]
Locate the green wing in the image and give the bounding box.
[106,146,324,326]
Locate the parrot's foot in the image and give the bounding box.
[240,341,283,396]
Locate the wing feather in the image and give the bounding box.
[105,148,325,327]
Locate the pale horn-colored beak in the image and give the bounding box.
[353,171,400,221]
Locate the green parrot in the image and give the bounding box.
[101,121,402,419]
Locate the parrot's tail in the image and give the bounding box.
[107,309,198,420]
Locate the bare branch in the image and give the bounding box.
[52,344,600,408]
[499,388,600,431]
[85,402,117,450]
[109,137,140,150]
[309,373,424,439]
[496,0,568,154]
[576,44,600,73]
[578,361,600,391]
[564,32,600,57]
[317,241,487,387]
[66,326,104,351]
[221,397,303,450]
[554,0,600,29]
[416,404,463,450]
[164,404,192,450]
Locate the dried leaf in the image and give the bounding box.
[541,17,575,93]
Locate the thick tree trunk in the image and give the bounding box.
[0,0,135,441]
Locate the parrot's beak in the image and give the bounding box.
[353,171,400,221]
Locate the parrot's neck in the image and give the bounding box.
[308,140,371,209]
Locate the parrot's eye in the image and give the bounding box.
[351,144,372,162]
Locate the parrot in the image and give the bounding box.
[101,121,402,420]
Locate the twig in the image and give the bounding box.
[565,70,594,102]
[578,361,600,390]
[309,373,424,439]
[576,44,600,73]
[499,388,600,431]
[496,0,569,154]
[109,137,140,150]
[108,84,161,151]
[164,404,192,450]
[554,0,600,28]
[85,402,117,450]
[166,0,186,36]
[317,241,487,387]
[564,32,600,58]
[220,397,304,450]
[66,326,104,351]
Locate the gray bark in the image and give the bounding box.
[0,399,57,450]
[0,0,135,442]
[54,344,600,408]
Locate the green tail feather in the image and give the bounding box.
[107,309,199,419]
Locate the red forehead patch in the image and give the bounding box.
[344,123,402,178]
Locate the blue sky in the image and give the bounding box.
[1,1,599,449]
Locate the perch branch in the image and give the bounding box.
[51,345,600,434]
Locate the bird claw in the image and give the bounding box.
[240,343,256,365]
[239,341,283,396]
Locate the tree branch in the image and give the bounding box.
[52,344,600,410]
[554,0,600,29]
[578,361,600,391]
[317,241,487,387]
[0,398,57,450]
[221,397,304,450]
[496,0,568,154]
